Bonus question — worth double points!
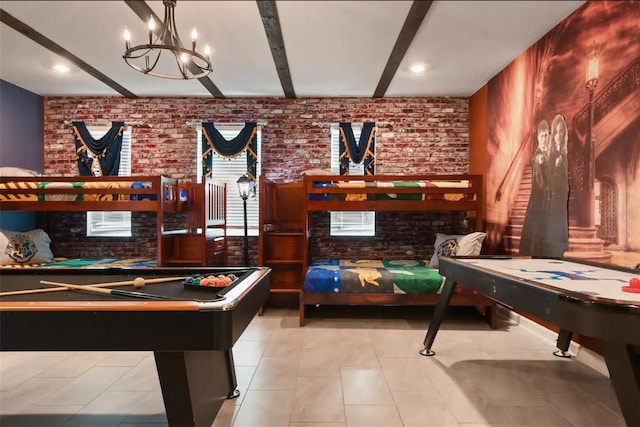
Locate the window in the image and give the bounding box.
[197,124,261,236]
[330,125,375,236]
[86,127,132,237]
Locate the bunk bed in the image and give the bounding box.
[161,178,227,267]
[0,175,226,267]
[259,174,496,327]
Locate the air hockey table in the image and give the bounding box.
[420,256,640,427]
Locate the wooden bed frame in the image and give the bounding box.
[0,175,226,267]
[259,174,497,327]
[160,178,227,266]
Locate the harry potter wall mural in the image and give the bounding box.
[485,0,640,268]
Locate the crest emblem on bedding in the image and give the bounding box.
[436,238,459,258]
[4,233,37,263]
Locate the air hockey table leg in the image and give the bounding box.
[553,329,573,358]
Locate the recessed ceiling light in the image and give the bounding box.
[410,63,426,74]
[53,64,70,73]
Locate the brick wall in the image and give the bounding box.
[43,96,469,264]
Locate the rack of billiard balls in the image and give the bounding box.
[183,273,239,288]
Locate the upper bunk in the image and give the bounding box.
[0,175,180,212]
[302,173,483,214]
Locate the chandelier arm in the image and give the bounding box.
[168,6,183,47]
[165,7,187,78]
[146,47,163,75]
[125,47,154,60]
[169,47,187,79]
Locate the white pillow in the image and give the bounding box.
[0,229,54,265]
[0,167,41,177]
[430,232,486,268]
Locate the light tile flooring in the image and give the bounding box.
[0,306,626,427]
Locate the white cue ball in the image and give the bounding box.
[132,277,145,288]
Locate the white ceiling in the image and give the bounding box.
[0,0,585,98]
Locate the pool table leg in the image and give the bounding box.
[600,341,640,427]
[225,349,240,399]
[154,350,235,427]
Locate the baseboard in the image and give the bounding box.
[497,305,609,377]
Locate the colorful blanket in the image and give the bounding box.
[0,181,157,202]
[0,257,156,269]
[309,180,472,201]
[304,259,445,294]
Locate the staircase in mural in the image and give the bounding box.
[503,165,532,253]
[502,160,612,262]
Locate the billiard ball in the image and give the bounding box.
[132,277,146,288]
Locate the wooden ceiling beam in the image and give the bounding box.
[257,1,296,99]
[373,0,433,98]
[0,8,137,98]
[124,0,225,99]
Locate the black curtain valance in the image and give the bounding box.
[339,122,376,175]
[201,122,258,182]
[72,121,124,176]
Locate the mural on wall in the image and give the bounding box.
[485,0,640,268]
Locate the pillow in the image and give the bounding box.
[429,231,486,268]
[0,229,54,265]
[0,166,41,177]
[301,168,334,176]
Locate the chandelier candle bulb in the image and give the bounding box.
[148,17,154,45]
[123,27,130,49]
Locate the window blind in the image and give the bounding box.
[197,124,261,236]
[330,125,375,236]
[86,127,132,237]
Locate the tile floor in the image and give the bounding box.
[0,305,626,427]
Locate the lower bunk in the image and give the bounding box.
[300,259,497,328]
[0,257,157,269]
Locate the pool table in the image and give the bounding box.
[420,256,640,427]
[0,266,271,427]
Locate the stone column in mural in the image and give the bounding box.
[570,42,599,230]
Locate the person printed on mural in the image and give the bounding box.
[547,114,570,258]
[519,119,551,256]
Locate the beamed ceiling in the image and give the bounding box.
[0,0,585,99]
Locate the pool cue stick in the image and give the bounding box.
[0,276,186,297]
[39,280,177,301]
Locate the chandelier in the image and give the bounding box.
[122,0,212,80]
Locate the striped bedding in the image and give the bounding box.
[0,257,157,269]
[309,180,473,201]
[0,181,156,202]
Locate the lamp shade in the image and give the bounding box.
[236,175,252,200]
